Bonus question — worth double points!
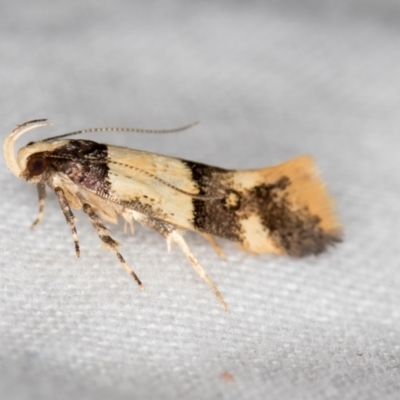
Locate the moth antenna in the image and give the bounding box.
[4,119,52,178]
[44,121,200,142]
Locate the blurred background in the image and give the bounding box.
[1,1,400,399]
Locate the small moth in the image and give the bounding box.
[4,119,341,309]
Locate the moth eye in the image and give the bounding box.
[27,157,47,176]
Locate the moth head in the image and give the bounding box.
[18,146,51,183]
[3,119,53,184]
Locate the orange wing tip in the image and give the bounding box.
[269,156,342,257]
[236,156,342,257]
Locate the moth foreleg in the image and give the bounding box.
[82,203,143,289]
[31,183,47,229]
[54,187,80,257]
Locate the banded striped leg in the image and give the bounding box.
[31,183,47,229]
[54,187,80,257]
[168,230,228,310]
[82,203,143,289]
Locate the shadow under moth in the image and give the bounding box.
[4,119,342,309]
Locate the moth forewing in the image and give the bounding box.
[4,119,342,310]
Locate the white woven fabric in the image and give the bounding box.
[1,1,399,399]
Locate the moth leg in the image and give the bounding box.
[142,217,227,309]
[202,234,227,260]
[54,187,80,257]
[168,231,228,310]
[31,183,47,229]
[123,218,135,235]
[82,203,143,289]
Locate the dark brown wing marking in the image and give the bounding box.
[182,160,244,241]
[244,177,341,256]
[48,140,112,193]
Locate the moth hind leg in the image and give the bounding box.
[169,231,228,310]
[143,217,227,310]
[31,183,47,229]
[82,203,143,289]
[202,234,226,260]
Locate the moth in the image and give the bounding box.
[4,119,341,309]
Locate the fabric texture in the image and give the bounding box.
[1,1,399,399]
